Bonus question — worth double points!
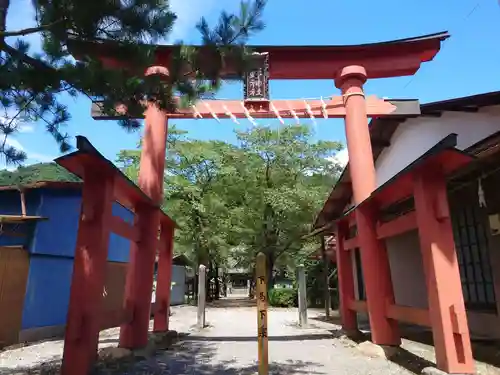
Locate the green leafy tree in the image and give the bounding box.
[116,126,235,269]
[0,0,267,165]
[222,124,343,288]
[0,162,80,186]
[117,123,344,293]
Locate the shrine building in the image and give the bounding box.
[314,90,500,372]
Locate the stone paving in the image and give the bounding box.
[0,302,499,374]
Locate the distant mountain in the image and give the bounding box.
[0,163,81,186]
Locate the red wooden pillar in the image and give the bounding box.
[334,65,375,204]
[120,104,168,349]
[153,222,174,332]
[335,220,357,331]
[356,204,400,345]
[61,174,114,375]
[413,165,474,374]
[335,65,400,346]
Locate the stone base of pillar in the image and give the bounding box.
[357,341,400,359]
[421,366,469,375]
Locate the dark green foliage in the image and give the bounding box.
[268,288,298,308]
[0,162,80,186]
[0,0,267,165]
[118,123,345,276]
[302,257,338,309]
[304,259,325,307]
[223,125,343,285]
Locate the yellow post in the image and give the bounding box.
[256,252,269,375]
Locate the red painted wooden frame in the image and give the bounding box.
[68,32,449,79]
[335,134,476,374]
[335,134,475,251]
[55,136,177,375]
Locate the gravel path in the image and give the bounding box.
[119,305,415,375]
[1,302,497,374]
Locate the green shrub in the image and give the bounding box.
[268,288,298,307]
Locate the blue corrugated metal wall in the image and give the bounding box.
[21,256,74,329]
[19,188,135,329]
[30,190,81,257]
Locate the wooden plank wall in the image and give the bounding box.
[0,246,29,347]
[101,261,128,330]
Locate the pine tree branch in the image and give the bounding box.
[2,42,56,74]
[5,94,36,128]
[0,19,65,37]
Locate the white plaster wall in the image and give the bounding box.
[375,106,500,187]
[373,107,500,338]
[385,230,428,309]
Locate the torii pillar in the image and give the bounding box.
[120,94,170,348]
[334,66,400,346]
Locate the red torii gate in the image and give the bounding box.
[61,31,457,374]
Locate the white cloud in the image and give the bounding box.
[333,148,349,167]
[28,152,55,163]
[4,137,23,151]
[1,114,53,164]
[2,134,55,168]
[18,124,34,133]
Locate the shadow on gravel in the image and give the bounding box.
[400,328,500,369]
[118,340,326,375]
[180,333,335,342]
[388,347,436,375]
[311,315,371,332]
[0,359,62,375]
[0,335,326,375]
[206,297,256,308]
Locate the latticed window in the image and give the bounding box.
[449,181,496,312]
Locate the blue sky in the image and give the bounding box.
[3,0,500,169]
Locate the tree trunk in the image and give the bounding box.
[214,263,220,300]
[266,252,275,291]
[0,0,10,39]
[194,273,199,300]
[205,263,212,302]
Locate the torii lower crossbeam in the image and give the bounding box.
[90,97,420,120]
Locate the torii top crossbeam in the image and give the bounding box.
[68,32,449,79]
[71,32,448,122]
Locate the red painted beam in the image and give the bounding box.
[68,32,449,79]
[386,304,462,334]
[90,95,413,121]
[110,215,140,242]
[369,148,475,210]
[347,299,368,312]
[343,237,359,250]
[376,211,417,239]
